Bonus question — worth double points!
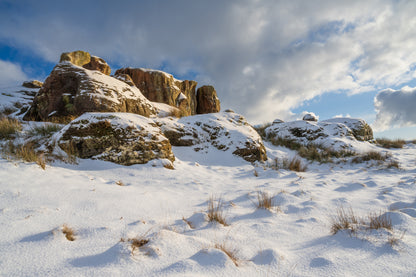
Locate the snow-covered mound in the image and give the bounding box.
[265,118,375,152]
[52,112,175,166]
[321,117,373,141]
[156,111,267,162]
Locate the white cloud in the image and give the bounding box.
[0,60,27,87]
[0,0,415,124]
[373,86,416,131]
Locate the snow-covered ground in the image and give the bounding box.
[1,136,415,276]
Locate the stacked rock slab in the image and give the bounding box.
[115,68,198,116]
[59,50,111,75]
[24,59,157,122]
[196,85,220,114]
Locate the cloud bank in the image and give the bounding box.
[374,86,416,131]
[0,60,28,87]
[0,0,415,123]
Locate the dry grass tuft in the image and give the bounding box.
[214,242,240,266]
[351,151,388,163]
[253,169,259,177]
[0,117,22,139]
[27,124,62,137]
[256,191,279,211]
[376,138,406,149]
[207,196,228,226]
[330,205,361,235]
[115,180,125,186]
[289,156,307,172]
[60,141,78,164]
[367,211,392,230]
[62,224,75,241]
[182,217,195,229]
[1,141,47,169]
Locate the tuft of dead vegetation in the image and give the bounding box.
[367,211,392,230]
[255,191,280,212]
[254,123,272,138]
[330,205,361,235]
[115,180,125,186]
[1,141,47,169]
[62,224,76,241]
[376,138,406,149]
[128,237,150,254]
[288,156,307,172]
[207,196,228,226]
[0,117,22,139]
[59,141,79,164]
[351,151,389,163]
[182,217,195,229]
[27,124,62,138]
[214,242,240,266]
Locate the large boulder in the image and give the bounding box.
[83,56,111,75]
[156,112,267,163]
[53,113,175,165]
[196,85,220,114]
[265,118,374,152]
[23,62,157,122]
[114,68,198,116]
[302,112,318,122]
[321,118,373,141]
[59,50,91,67]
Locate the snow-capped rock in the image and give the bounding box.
[302,112,318,121]
[156,112,267,162]
[265,118,375,152]
[321,117,373,141]
[53,112,174,165]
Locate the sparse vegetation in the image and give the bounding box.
[255,191,280,212]
[128,237,150,254]
[1,141,47,169]
[207,196,228,226]
[330,205,361,235]
[27,124,62,138]
[351,151,389,163]
[0,116,22,139]
[182,217,195,229]
[62,224,75,241]
[214,242,240,266]
[116,180,125,186]
[376,138,406,149]
[59,141,79,164]
[288,156,307,172]
[254,123,271,138]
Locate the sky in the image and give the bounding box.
[0,0,416,139]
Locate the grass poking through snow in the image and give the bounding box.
[62,224,76,241]
[207,196,228,226]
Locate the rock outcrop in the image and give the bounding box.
[196,85,220,114]
[321,118,373,141]
[83,56,111,75]
[156,111,267,162]
[53,113,175,165]
[23,62,157,122]
[265,117,374,152]
[22,80,43,89]
[115,68,198,116]
[302,112,318,121]
[59,51,111,75]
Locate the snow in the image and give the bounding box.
[138,68,182,82]
[1,123,416,276]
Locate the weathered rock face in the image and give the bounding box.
[54,113,175,165]
[22,80,43,89]
[114,73,135,86]
[23,62,157,122]
[321,118,373,141]
[115,68,198,116]
[156,112,267,163]
[265,117,374,152]
[196,85,220,114]
[60,50,91,67]
[83,56,111,75]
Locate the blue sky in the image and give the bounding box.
[0,0,416,139]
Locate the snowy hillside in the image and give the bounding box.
[1,126,415,276]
